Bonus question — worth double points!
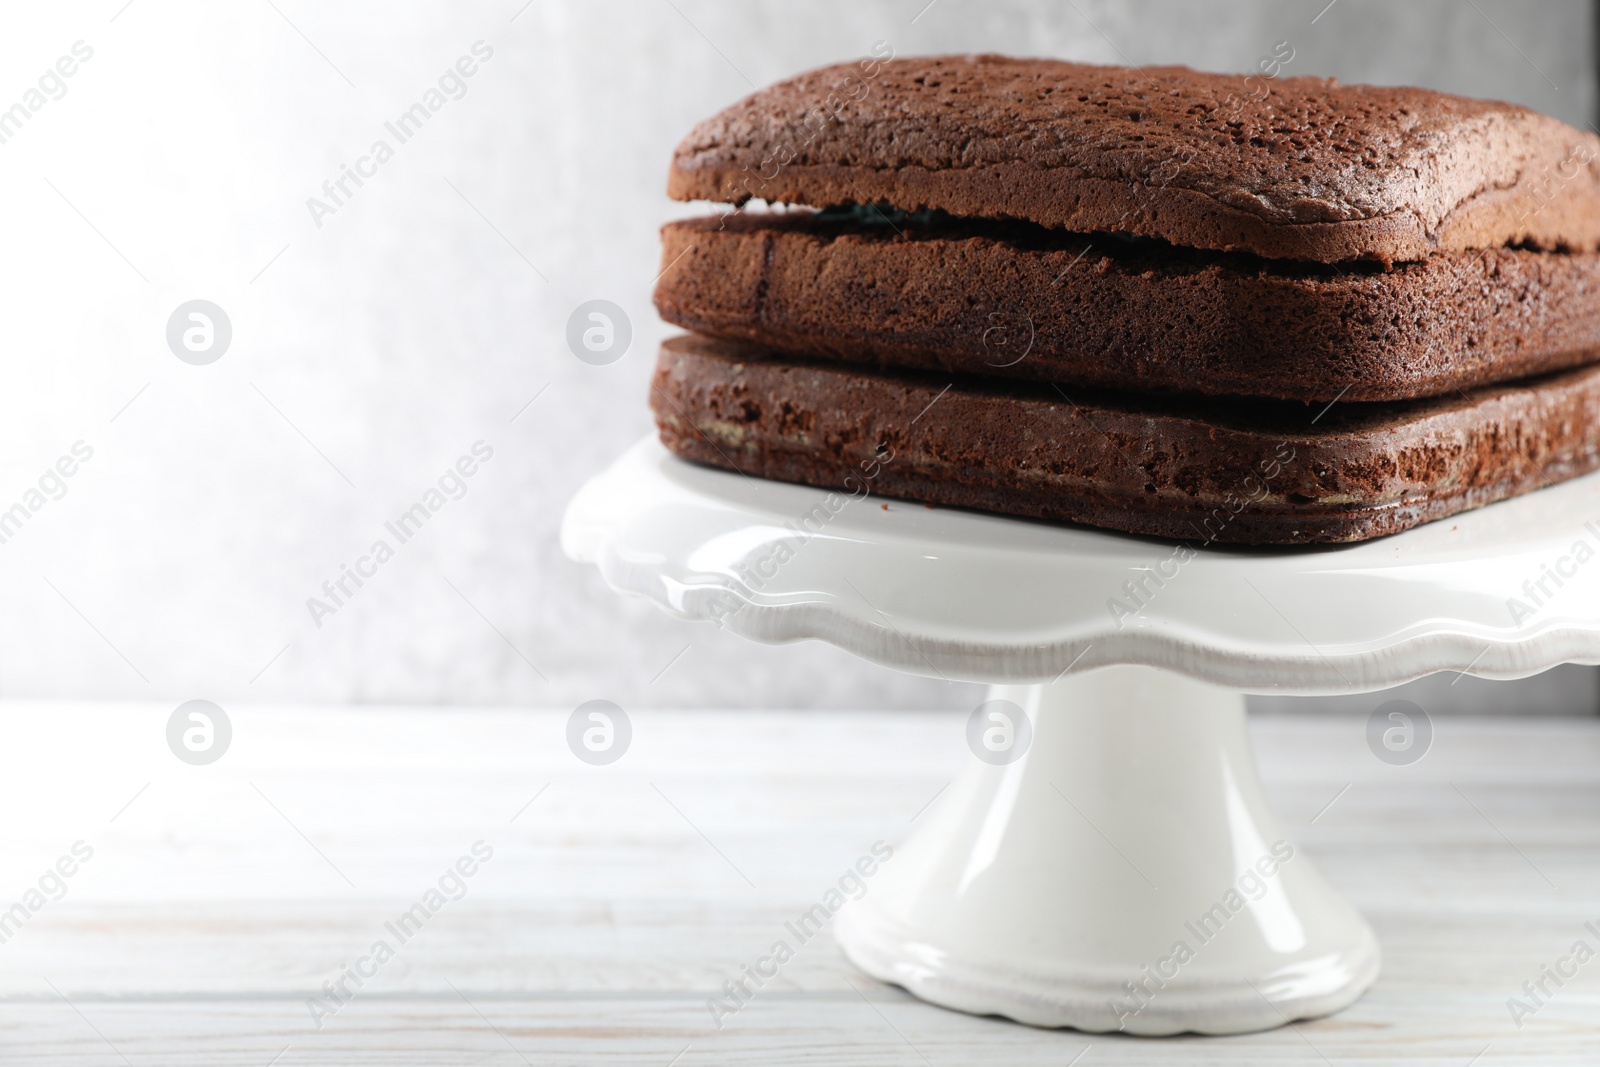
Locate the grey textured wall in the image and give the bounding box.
[1,0,1593,711]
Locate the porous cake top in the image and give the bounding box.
[669,55,1600,263]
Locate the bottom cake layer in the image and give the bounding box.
[649,334,1600,545]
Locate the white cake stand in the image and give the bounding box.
[561,436,1600,1036]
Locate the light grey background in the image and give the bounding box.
[0,0,1593,712]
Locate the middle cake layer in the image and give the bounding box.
[656,212,1600,404]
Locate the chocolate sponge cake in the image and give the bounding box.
[656,210,1600,404]
[649,56,1600,544]
[670,55,1600,264]
[652,335,1600,545]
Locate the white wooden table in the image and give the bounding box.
[1,703,1596,1064]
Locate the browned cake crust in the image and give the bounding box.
[669,55,1600,264]
[651,334,1600,545]
[656,213,1600,403]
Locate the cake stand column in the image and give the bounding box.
[834,665,1380,1035]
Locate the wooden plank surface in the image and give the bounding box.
[0,704,1597,1064]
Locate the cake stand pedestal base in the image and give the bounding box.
[835,666,1380,1036]
[567,438,1600,1034]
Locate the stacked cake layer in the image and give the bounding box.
[650,55,1600,544]
[657,211,1600,403]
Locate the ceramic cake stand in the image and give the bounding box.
[561,437,1600,1036]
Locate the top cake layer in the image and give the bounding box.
[669,55,1600,264]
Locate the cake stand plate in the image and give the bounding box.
[562,437,1600,1035]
